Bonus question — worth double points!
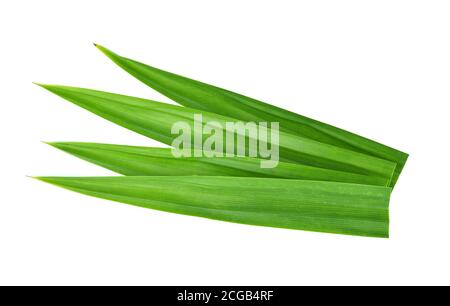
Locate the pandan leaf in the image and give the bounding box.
[36,84,396,183]
[34,176,391,238]
[46,142,390,186]
[95,44,408,186]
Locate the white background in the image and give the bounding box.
[1,0,449,286]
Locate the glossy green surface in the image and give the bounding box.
[94,44,408,186]
[47,142,390,186]
[37,84,396,183]
[35,176,391,238]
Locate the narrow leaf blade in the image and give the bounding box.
[35,176,391,238]
[47,142,390,186]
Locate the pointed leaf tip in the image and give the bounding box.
[94,43,106,52]
[94,44,120,61]
[43,141,71,150]
[41,141,59,147]
[93,43,106,51]
[30,176,64,186]
[28,176,46,182]
[33,82,53,91]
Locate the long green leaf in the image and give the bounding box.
[34,176,391,238]
[95,44,408,186]
[36,84,396,183]
[47,142,390,186]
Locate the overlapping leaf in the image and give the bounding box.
[31,45,412,238]
[94,44,408,186]
[36,84,397,183]
[47,142,390,186]
[35,176,391,238]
